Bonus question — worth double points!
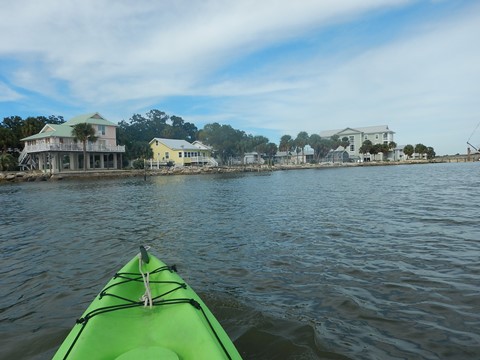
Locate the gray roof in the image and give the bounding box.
[192,141,212,150]
[320,125,394,137]
[150,138,199,150]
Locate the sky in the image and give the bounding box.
[1,0,479,155]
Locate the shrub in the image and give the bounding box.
[0,153,17,171]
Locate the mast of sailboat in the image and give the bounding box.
[467,121,480,152]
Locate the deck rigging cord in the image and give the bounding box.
[61,247,233,360]
[139,245,153,308]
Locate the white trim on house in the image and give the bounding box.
[20,112,125,173]
[320,125,396,161]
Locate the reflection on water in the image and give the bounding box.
[1,162,480,359]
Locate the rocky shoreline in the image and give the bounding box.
[0,160,447,184]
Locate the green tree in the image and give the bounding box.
[199,123,247,164]
[72,123,98,171]
[308,134,322,162]
[22,117,45,138]
[117,110,199,162]
[388,141,397,161]
[379,143,390,161]
[415,143,427,159]
[0,127,15,152]
[0,153,17,170]
[340,136,350,149]
[265,142,278,165]
[403,144,414,159]
[330,134,341,149]
[279,135,294,164]
[370,143,382,161]
[426,146,436,159]
[359,140,373,160]
[1,116,23,150]
[47,115,65,125]
[294,131,309,163]
[129,141,153,160]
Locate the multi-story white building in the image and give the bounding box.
[320,125,395,161]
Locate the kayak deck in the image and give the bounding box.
[53,251,241,359]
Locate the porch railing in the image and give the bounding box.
[23,143,125,153]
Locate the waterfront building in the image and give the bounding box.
[319,125,396,161]
[20,113,125,173]
[244,152,265,165]
[325,147,350,163]
[149,138,217,167]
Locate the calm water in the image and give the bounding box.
[1,162,479,359]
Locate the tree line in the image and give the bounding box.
[0,115,65,170]
[1,109,435,170]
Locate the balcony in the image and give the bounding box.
[24,143,125,153]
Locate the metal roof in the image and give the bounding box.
[320,125,394,137]
[21,113,117,141]
[64,112,117,127]
[21,124,75,141]
[150,138,200,150]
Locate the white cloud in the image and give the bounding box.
[198,3,480,154]
[0,82,23,102]
[0,0,478,154]
[0,0,409,101]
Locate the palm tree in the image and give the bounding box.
[308,134,322,162]
[388,141,397,161]
[359,140,372,161]
[403,144,414,159]
[294,131,309,164]
[279,135,294,164]
[72,123,97,171]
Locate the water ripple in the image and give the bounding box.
[1,163,480,359]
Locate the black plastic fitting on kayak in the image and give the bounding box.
[189,299,201,310]
[139,245,150,264]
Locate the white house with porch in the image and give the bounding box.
[20,113,125,173]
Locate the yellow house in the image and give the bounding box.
[149,138,217,167]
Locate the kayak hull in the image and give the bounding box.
[53,251,241,359]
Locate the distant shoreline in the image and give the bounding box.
[2,157,477,184]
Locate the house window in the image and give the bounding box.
[156,140,158,146]
[350,144,354,151]
[165,152,169,159]
[364,135,368,140]
[383,133,388,139]
[375,134,379,140]
[98,125,106,135]
[179,152,182,158]
[349,136,354,143]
